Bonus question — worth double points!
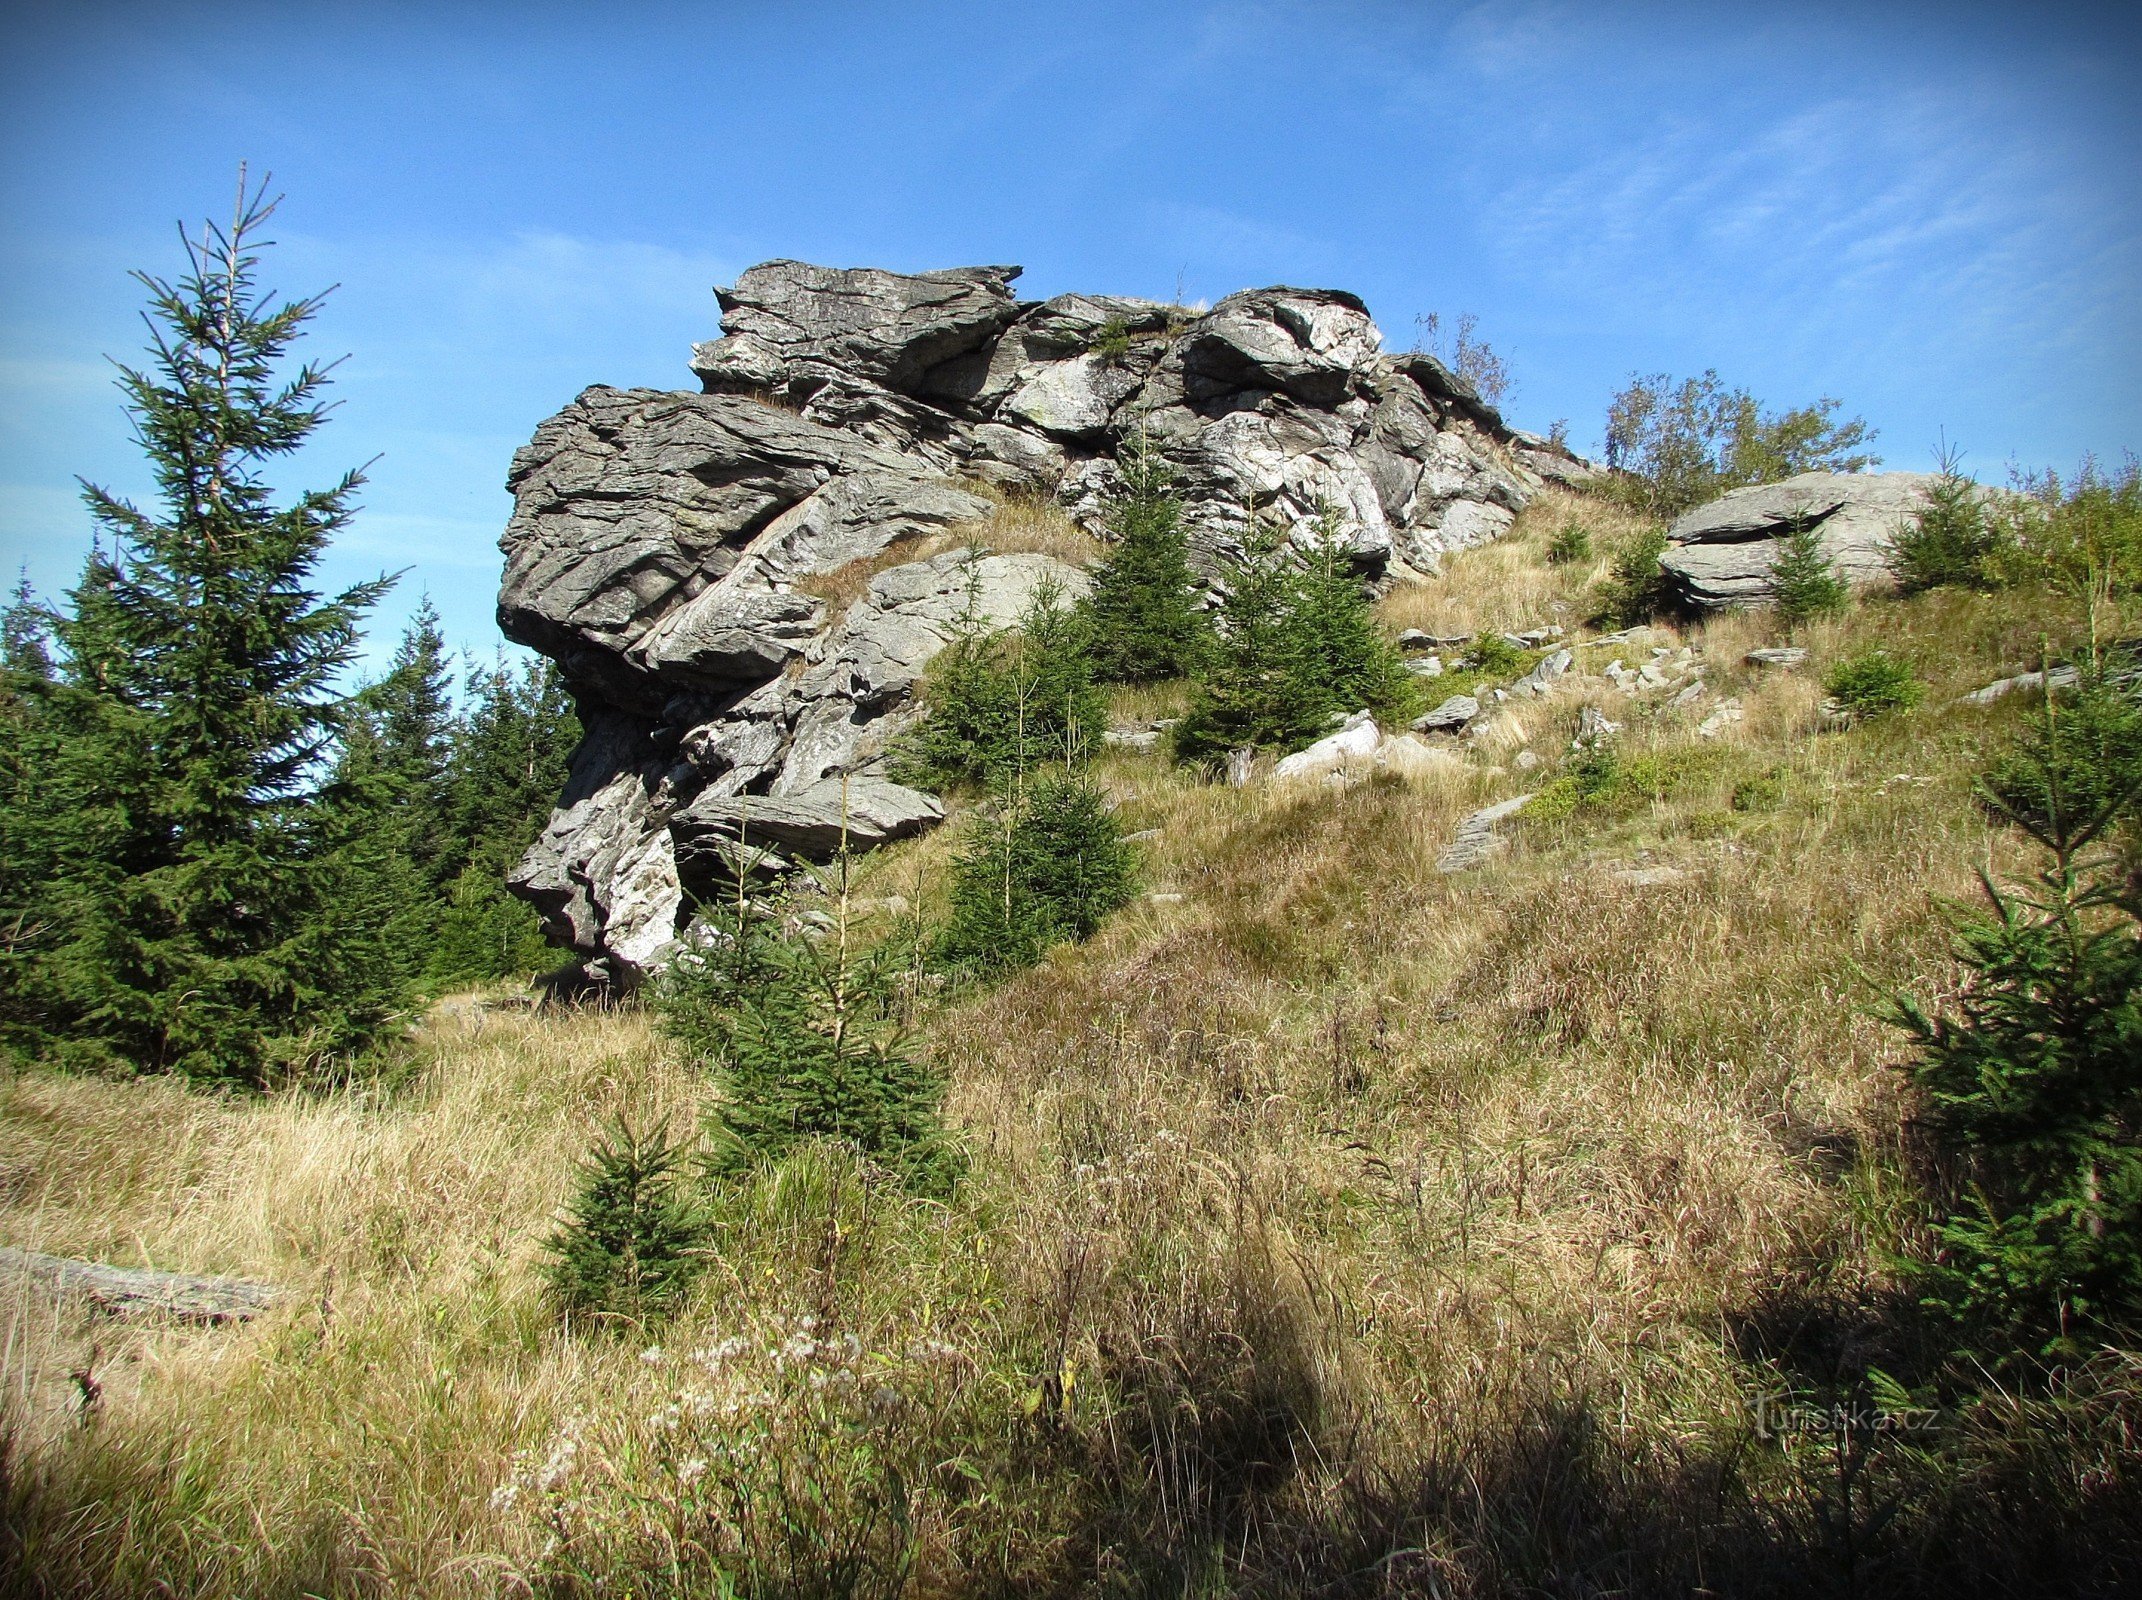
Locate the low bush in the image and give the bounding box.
[1595,527,1673,628]
[1988,457,2142,597]
[1546,522,1593,565]
[1465,631,1528,677]
[1825,649,1923,719]
[1732,771,1785,812]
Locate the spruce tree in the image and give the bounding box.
[1082,434,1211,683]
[0,579,59,1058]
[1768,517,1849,622]
[544,1117,707,1325]
[36,175,398,1082]
[934,769,1140,980]
[1890,675,2142,1356]
[664,860,958,1194]
[428,652,578,984]
[1890,451,2002,594]
[366,598,457,889]
[890,576,1105,791]
[1174,510,1413,762]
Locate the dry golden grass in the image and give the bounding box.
[953,480,1104,567]
[5,537,2138,1596]
[792,488,1100,630]
[1376,487,1654,639]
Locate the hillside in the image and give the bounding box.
[6,484,2137,1598]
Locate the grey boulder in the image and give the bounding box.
[1413,694,1482,733]
[695,259,1023,395]
[1660,472,1946,609]
[675,777,943,864]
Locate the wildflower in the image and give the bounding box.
[640,1346,666,1366]
[678,1456,708,1485]
[536,1434,579,1490]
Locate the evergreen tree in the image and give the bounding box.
[1286,521,1416,718]
[1890,679,2142,1357]
[544,1117,707,1325]
[1082,435,1211,683]
[428,652,578,985]
[33,175,398,1082]
[365,598,456,888]
[1890,452,2003,594]
[445,652,578,873]
[890,575,1104,791]
[663,864,958,1194]
[1174,511,1413,763]
[1768,517,1850,622]
[0,578,59,1058]
[1595,527,1673,628]
[934,769,1140,981]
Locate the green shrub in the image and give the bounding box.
[1731,772,1784,812]
[1466,632,1528,677]
[1082,435,1213,683]
[543,1117,706,1326]
[891,575,1104,791]
[935,769,1139,981]
[1546,523,1593,565]
[1769,520,1849,622]
[1824,649,1923,719]
[1890,455,2005,594]
[1565,740,1624,803]
[1088,316,1133,364]
[1987,457,2142,597]
[1173,513,1414,762]
[1595,527,1673,628]
[1889,683,2142,1358]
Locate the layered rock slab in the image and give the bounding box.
[1660,471,1945,609]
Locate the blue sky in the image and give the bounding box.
[3,0,2137,671]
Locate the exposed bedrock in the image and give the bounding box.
[1659,471,1958,609]
[500,259,1595,979]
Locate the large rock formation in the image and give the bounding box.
[1659,471,1944,609]
[499,260,1588,980]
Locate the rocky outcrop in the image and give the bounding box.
[1660,471,1943,609]
[0,1245,282,1323]
[500,259,1581,979]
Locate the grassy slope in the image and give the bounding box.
[5,491,2138,1596]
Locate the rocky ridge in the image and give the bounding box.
[498,260,1593,981]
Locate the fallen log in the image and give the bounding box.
[0,1245,282,1322]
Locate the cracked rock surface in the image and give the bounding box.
[499,258,1587,979]
[1659,471,1968,609]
